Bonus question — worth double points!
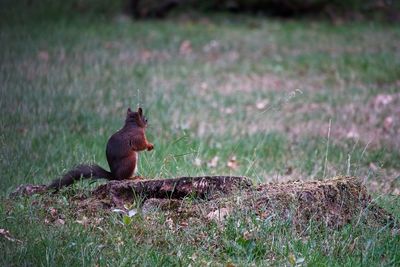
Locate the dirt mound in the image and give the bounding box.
[10,176,394,229]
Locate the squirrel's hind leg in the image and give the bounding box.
[129,153,142,180]
[133,152,138,176]
[113,156,136,180]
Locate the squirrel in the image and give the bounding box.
[47,107,154,189]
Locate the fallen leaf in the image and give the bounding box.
[94,217,103,225]
[221,107,234,114]
[296,257,305,264]
[243,230,252,240]
[256,99,269,110]
[122,215,132,226]
[112,208,125,214]
[346,128,360,139]
[55,219,65,225]
[288,253,296,266]
[369,163,379,172]
[76,216,89,226]
[227,156,239,170]
[207,156,219,168]
[179,221,188,227]
[383,116,393,131]
[349,237,359,253]
[206,208,231,222]
[203,40,219,53]
[374,94,393,107]
[193,157,202,167]
[128,208,138,217]
[392,188,400,195]
[200,82,208,90]
[37,51,49,62]
[140,49,153,62]
[179,40,192,55]
[166,218,174,230]
[49,207,57,217]
[189,253,197,261]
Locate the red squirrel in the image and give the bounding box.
[48,107,154,189]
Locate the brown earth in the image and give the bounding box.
[10,176,394,230]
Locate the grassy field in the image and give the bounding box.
[1,9,400,266]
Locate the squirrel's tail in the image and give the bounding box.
[47,164,113,190]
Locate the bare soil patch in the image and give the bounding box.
[283,92,400,150]
[212,73,325,96]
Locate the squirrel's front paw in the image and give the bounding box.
[147,143,154,151]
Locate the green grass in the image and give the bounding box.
[1,196,399,266]
[1,7,400,266]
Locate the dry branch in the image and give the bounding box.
[91,176,253,207]
[10,176,394,228]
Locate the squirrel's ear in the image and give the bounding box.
[137,107,143,116]
[127,108,132,115]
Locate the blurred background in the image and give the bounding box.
[1,0,399,196]
[1,0,400,21]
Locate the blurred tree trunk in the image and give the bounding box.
[123,0,399,21]
[126,0,182,18]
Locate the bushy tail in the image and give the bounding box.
[47,164,113,190]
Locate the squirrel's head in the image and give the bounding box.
[126,107,148,128]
